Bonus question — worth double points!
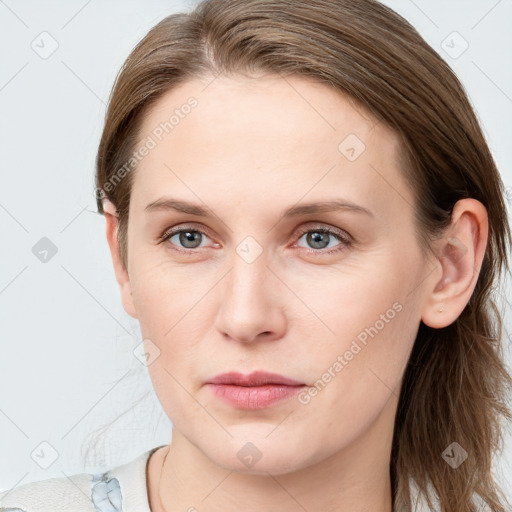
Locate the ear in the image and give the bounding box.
[421,198,488,329]
[103,199,138,319]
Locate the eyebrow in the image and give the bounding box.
[145,197,374,218]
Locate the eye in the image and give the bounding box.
[159,226,215,253]
[159,224,352,255]
[294,225,351,255]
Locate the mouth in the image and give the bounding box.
[205,371,307,410]
[207,370,305,387]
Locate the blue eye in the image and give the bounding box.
[295,227,351,254]
[161,228,211,251]
[159,225,351,255]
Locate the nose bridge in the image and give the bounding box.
[230,245,267,299]
[215,239,285,342]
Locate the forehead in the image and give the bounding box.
[131,74,412,219]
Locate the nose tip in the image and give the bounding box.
[214,261,286,345]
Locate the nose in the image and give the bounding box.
[214,251,287,345]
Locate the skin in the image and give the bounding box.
[103,73,488,512]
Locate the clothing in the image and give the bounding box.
[0,445,165,512]
[0,445,488,512]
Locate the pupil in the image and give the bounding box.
[308,231,328,249]
[181,231,201,248]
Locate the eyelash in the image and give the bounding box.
[158,224,352,256]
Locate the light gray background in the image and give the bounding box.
[1,0,511,501]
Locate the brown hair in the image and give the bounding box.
[95,1,512,510]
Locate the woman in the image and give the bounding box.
[1,0,510,511]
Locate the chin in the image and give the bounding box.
[200,430,329,476]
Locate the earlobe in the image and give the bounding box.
[103,199,138,319]
[421,198,488,329]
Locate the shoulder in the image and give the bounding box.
[0,471,98,512]
[0,445,164,512]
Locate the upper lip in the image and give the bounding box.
[207,371,305,387]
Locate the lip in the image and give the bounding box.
[205,371,306,410]
[207,371,305,387]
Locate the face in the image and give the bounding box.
[117,73,434,474]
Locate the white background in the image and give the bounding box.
[1,0,511,502]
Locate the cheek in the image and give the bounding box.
[129,257,218,391]
[129,255,206,333]
[136,276,210,426]
[287,250,415,345]
[289,250,422,392]
[303,304,418,454]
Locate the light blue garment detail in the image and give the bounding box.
[90,472,122,512]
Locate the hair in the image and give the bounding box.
[94,1,512,510]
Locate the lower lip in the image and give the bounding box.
[206,383,306,410]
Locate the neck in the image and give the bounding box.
[148,399,397,512]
